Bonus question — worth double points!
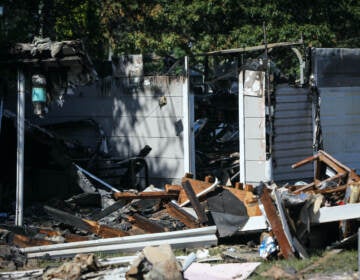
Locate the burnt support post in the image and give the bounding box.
[15,68,25,226]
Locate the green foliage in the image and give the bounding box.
[0,0,359,62]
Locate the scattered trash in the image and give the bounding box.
[259,233,278,259]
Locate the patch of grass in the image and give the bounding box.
[249,249,358,280]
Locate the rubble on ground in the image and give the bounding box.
[0,112,359,278]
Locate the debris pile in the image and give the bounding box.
[0,148,359,278]
[0,108,359,278]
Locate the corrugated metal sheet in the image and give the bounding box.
[318,86,360,171]
[272,84,313,182]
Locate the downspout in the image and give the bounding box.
[15,68,25,226]
[183,56,195,175]
[238,71,245,183]
[264,24,273,182]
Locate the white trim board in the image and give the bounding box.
[310,203,360,224]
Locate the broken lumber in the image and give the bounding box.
[182,181,208,225]
[165,184,182,193]
[179,177,219,206]
[224,186,262,217]
[165,201,200,228]
[90,200,127,221]
[292,150,360,194]
[260,188,294,259]
[127,213,167,233]
[273,189,308,259]
[12,234,54,248]
[44,205,128,238]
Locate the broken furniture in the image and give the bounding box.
[83,145,152,191]
[291,150,360,194]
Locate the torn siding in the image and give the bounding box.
[31,75,186,187]
[312,48,360,173]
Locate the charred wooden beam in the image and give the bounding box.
[63,233,91,243]
[37,228,61,237]
[180,178,219,207]
[260,188,294,259]
[0,224,89,245]
[66,192,101,207]
[164,184,182,194]
[178,178,213,205]
[113,191,178,201]
[90,200,128,221]
[182,181,208,225]
[44,205,128,238]
[127,213,167,233]
[83,219,129,238]
[44,205,92,232]
[165,202,200,229]
[12,234,54,248]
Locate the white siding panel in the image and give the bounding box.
[245,139,267,161]
[244,96,265,117]
[31,76,186,184]
[245,161,267,182]
[109,136,184,159]
[244,118,266,138]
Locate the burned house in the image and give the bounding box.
[0,37,359,279]
[1,40,360,209]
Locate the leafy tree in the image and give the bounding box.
[0,0,359,63]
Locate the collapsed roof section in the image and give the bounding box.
[5,37,97,101]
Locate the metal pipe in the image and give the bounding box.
[183,56,195,175]
[291,47,305,85]
[15,69,25,226]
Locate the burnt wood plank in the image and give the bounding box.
[127,213,167,233]
[182,180,208,225]
[260,188,294,259]
[165,202,200,228]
